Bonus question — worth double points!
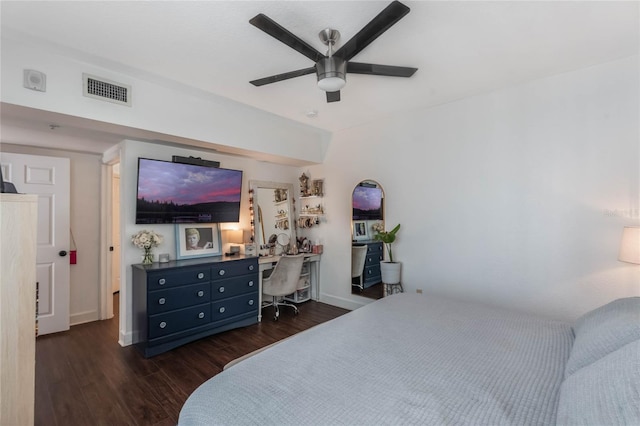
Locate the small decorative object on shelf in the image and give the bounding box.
[300,204,323,215]
[131,229,164,264]
[299,173,310,197]
[311,179,324,197]
[274,188,288,202]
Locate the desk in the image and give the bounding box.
[258,254,321,322]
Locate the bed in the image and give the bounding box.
[178,293,640,425]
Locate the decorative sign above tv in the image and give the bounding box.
[135,158,243,224]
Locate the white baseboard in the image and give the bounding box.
[319,293,368,311]
[119,330,133,347]
[70,310,99,326]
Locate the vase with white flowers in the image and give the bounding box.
[131,229,164,264]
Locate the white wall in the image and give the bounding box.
[3,32,638,330]
[308,56,640,321]
[118,140,301,345]
[1,34,330,164]
[0,143,102,325]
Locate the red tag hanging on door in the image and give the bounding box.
[70,230,77,265]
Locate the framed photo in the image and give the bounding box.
[175,223,222,259]
[353,221,369,241]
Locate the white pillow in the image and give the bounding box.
[557,340,640,425]
[565,297,640,377]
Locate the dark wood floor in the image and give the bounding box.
[351,281,384,299]
[34,294,349,426]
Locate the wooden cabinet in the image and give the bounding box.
[0,194,38,425]
[361,241,384,289]
[132,256,259,357]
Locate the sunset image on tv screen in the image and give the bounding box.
[136,158,242,224]
[352,186,383,220]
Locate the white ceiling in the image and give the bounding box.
[1,1,638,154]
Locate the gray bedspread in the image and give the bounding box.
[179,293,574,425]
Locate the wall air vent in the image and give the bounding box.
[82,73,131,106]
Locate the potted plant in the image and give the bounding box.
[374,224,401,285]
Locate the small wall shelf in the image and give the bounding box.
[298,174,325,229]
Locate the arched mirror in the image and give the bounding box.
[250,180,297,256]
[351,180,385,299]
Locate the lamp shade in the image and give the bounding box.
[618,226,640,264]
[225,229,244,244]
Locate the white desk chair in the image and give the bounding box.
[262,254,305,320]
[351,245,368,291]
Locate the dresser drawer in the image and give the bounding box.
[366,242,383,255]
[148,303,210,339]
[363,264,381,282]
[211,258,258,279]
[147,282,210,315]
[211,275,257,301]
[212,293,258,321]
[147,267,210,290]
[365,252,383,266]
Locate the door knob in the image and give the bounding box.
[59,250,68,257]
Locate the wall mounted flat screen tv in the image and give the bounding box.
[136,158,243,224]
[352,186,383,220]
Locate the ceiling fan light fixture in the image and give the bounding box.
[318,76,346,92]
[316,57,346,92]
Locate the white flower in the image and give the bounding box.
[131,229,163,249]
[371,222,385,233]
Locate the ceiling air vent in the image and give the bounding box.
[82,73,131,106]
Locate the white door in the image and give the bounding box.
[111,171,121,293]
[0,153,71,335]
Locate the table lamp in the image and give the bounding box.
[225,229,244,256]
[618,226,640,264]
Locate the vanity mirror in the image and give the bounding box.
[250,180,297,255]
[351,180,385,299]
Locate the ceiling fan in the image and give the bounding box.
[249,1,418,103]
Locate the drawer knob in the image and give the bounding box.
[248,280,254,287]
[248,265,255,271]
[158,298,166,305]
[368,257,372,262]
[158,278,166,286]
[219,307,226,313]
[248,299,254,306]
[218,270,225,276]
[219,286,225,293]
[197,290,204,297]
[198,312,205,319]
[368,270,372,275]
[197,272,205,279]
[159,321,167,329]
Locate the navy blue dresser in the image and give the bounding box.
[132,256,259,357]
[361,241,384,289]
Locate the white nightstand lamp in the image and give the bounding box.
[618,226,640,264]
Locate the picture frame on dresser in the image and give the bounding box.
[353,221,369,241]
[175,223,222,259]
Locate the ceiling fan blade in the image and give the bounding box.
[326,91,341,103]
[249,14,325,63]
[250,67,316,86]
[347,62,417,77]
[334,1,410,61]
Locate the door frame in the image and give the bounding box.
[99,147,121,324]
